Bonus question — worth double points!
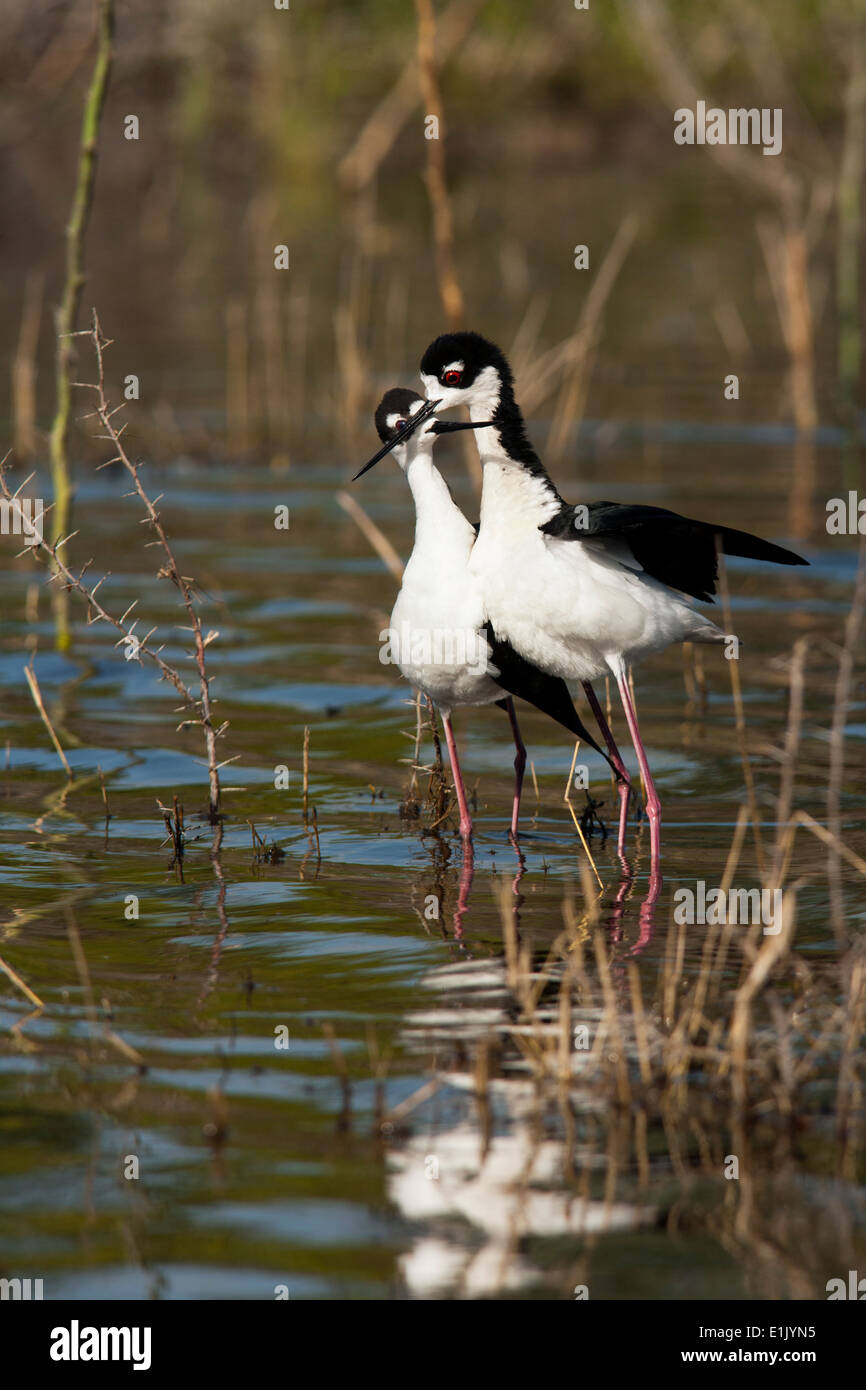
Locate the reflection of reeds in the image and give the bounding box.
[393,596,866,1297]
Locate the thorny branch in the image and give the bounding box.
[1,310,229,821]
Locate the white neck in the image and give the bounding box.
[404,451,475,559]
[477,457,561,534]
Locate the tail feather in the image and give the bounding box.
[719,526,808,568]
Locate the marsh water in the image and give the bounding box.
[1,396,864,1300]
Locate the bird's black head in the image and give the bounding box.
[419,331,515,415]
[374,387,424,444]
[353,384,492,481]
[419,330,546,476]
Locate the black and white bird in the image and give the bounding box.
[356,386,614,845]
[391,331,808,883]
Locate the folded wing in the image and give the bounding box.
[540,501,808,603]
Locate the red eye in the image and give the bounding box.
[443,370,462,386]
[394,419,407,430]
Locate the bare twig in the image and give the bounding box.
[78,312,223,821]
[24,658,72,778]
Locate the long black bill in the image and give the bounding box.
[429,419,496,435]
[352,404,497,482]
[352,398,441,481]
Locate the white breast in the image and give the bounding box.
[385,456,501,712]
[470,461,722,681]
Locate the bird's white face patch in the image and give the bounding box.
[421,371,443,402]
[386,400,436,460]
[422,362,503,417]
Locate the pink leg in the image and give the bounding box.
[612,663,662,895]
[442,712,473,842]
[582,680,631,854]
[504,697,526,840]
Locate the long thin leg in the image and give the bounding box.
[442,712,473,842]
[582,679,631,854]
[611,661,662,894]
[503,696,526,839]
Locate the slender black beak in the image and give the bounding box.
[352,398,441,481]
[430,419,496,435]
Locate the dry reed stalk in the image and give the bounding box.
[836,950,866,1177]
[494,877,522,999]
[49,0,114,553]
[338,0,481,193]
[716,547,764,876]
[257,280,290,469]
[288,284,309,428]
[755,216,818,434]
[66,906,99,1048]
[334,256,369,445]
[593,929,631,1106]
[693,803,749,1018]
[836,43,866,413]
[334,490,404,581]
[768,637,809,890]
[12,270,44,461]
[625,0,830,439]
[24,658,72,778]
[0,954,44,1010]
[414,0,464,330]
[563,741,603,888]
[546,213,640,464]
[509,293,550,384]
[225,295,250,456]
[627,961,653,1087]
[789,811,866,879]
[826,549,866,942]
[726,889,797,1109]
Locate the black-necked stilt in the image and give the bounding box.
[356,387,615,846]
[399,331,808,883]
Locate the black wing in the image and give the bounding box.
[539,500,808,603]
[485,622,616,774]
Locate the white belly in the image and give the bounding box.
[470,525,720,682]
[386,573,500,712]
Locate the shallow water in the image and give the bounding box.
[0,415,864,1301]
